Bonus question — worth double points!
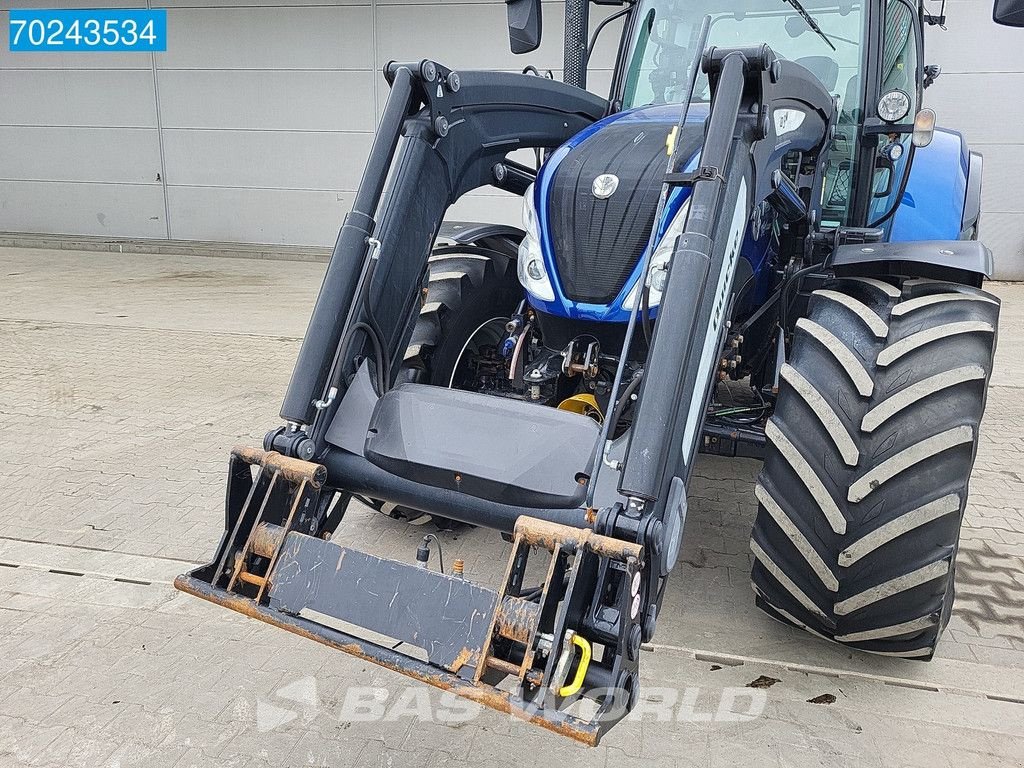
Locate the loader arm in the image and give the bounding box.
[177,50,835,744]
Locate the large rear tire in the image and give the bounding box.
[401,247,521,386]
[750,276,999,658]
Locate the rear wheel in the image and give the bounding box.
[751,276,999,658]
[401,246,521,387]
[368,244,521,527]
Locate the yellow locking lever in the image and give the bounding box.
[557,632,592,698]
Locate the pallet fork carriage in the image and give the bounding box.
[177,447,644,743]
[178,0,1023,745]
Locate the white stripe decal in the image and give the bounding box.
[848,426,973,503]
[766,420,847,534]
[750,540,828,619]
[835,614,937,643]
[756,483,838,591]
[833,559,949,616]
[876,322,994,367]
[839,494,960,566]
[428,253,490,263]
[754,586,831,640]
[813,289,889,339]
[428,270,469,282]
[864,646,933,658]
[861,366,985,432]
[780,364,858,466]
[890,292,997,318]
[795,319,874,396]
[846,276,901,298]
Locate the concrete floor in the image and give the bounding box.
[1,247,1022,767]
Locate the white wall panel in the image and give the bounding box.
[0,181,166,237]
[0,70,158,127]
[156,5,373,69]
[0,126,162,184]
[161,129,373,189]
[975,144,1023,215]
[156,70,375,131]
[167,186,352,244]
[982,214,1024,281]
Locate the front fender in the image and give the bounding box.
[890,128,969,243]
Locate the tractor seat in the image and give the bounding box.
[364,383,600,509]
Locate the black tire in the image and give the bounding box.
[751,276,999,658]
[401,246,521,386]
[367,245,521,527]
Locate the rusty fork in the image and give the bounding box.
[215,446,327,598]
[475,516,643,693]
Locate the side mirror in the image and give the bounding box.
[507,0,542,54]
[994,0,1024,26]
[873,155,895,199]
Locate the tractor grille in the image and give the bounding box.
[547,118,703,304]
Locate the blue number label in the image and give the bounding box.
[9,9,167,52]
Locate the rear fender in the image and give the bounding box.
[437,221,525,248]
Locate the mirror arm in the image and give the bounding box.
[586,4,634,68]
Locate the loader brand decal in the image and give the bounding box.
[592,173,620,199]
[773,108,806,136]
[680,178,749,462]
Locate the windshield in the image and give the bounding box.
[621,0,865,110]
[619,0,866,224]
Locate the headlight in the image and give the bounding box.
[877,89,911,123]
[623,198,691,310]
[516,184,555,302]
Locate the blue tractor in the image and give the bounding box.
[178,0,1023,744]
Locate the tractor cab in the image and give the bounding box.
[522,0,934,329]
[610,0,924,229]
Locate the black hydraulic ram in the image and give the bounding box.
[619,49,759,502]
[274,61,606,451]
[619,45,836,507]
[279,65,417,429]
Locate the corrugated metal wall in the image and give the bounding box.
[0,0,1020,277]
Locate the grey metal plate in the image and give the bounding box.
[269,532,498,672]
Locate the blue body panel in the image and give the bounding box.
[532,103,775,323]
[888,128,969,242]
[532,104,970,324]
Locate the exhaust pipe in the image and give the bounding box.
[563,0,590,89]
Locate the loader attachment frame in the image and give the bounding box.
[177,447,643,744]
[178,50,835,743]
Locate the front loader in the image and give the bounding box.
[176,0,1023,744]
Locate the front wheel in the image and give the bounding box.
[751,276,999,658]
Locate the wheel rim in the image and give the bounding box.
[447,316,509,390]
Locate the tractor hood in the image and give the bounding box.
[530,103,709,322]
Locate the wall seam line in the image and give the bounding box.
[149,0,173,240]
